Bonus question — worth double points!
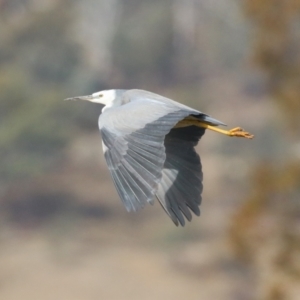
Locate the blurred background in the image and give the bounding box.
[0,0,300,299]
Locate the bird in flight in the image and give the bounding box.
[66,89,253,226]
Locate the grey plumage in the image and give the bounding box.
[156,125,204,226]
[98,90,222,226]
[66,89,228,226]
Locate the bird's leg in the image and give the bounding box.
[175,118,254,139]
[202,124,254,139]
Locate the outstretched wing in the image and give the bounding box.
[99,97,191,212]
[156,126,205,226]
[99,90,222,222]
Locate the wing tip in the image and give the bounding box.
[168,205,202,227]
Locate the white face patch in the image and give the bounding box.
[91,90,117,107]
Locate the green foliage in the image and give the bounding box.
[0,1,83,181]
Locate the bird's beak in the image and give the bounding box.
[64,95,94,102]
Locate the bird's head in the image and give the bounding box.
[65,89,118,107]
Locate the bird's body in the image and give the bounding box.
[66,89,253,226]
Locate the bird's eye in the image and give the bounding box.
[99,94,103,97]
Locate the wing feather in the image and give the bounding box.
[155,126,204,226]
[100,104,192,211]
[99,90,224,224]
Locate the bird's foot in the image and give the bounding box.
[228,127,254,139]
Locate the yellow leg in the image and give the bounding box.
[203,124,254,139]
[175,118,254,139]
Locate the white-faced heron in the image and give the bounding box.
[66,89,253,226]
